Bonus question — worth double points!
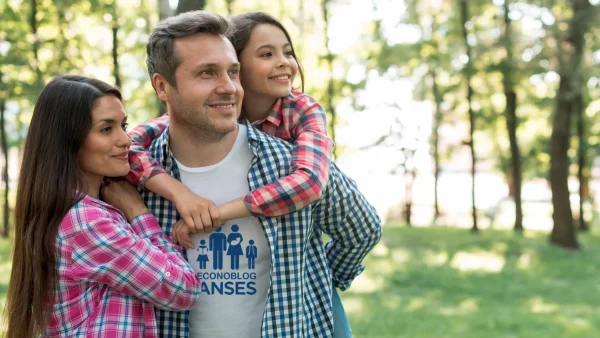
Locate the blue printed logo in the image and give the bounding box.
[198,225,258,271]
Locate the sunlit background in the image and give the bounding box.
[2,0,600,336]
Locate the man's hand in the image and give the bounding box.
[172,220,195,249]
[173,188,222,234]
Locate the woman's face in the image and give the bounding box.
[239,24,299,102]
[78,95,131,186]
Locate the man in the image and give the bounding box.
[134,11,381,337]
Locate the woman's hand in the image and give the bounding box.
[101,179,150,222]
[172,220,195,249]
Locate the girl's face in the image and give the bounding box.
[78,95,131,187]
[239,24,299,102]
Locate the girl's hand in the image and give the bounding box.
[173,188,222,234]
[101,180,149,222]
[172,219,195,249]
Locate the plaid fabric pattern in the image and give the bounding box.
[136,122,382,337]
[127,92,334,218]
[48,195,201,337]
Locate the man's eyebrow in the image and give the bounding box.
[192,62,240,70]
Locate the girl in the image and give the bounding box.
[5,75,201,337]
[127,12,354,337]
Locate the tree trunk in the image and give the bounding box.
[157,0,173,20]
[502,0,523,232]
[550,79,578,249]
[112,8,121,88]
[430,69,442,222]
[0,96,9,238]
[321,0,337,158]
[549,0,593,249]
[460,0,478,233]
[176,0,206,15]
[575,93,588,231]
[225,0,234,14]
[404,172,415,226]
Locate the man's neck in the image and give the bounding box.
[168,122,240,167]
[242,94,277,123]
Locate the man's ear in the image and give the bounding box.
[152,73,170,102]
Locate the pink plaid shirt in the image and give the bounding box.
[127,91,334,217]
[46,195,200,337]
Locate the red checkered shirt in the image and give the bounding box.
[46,195,201,337]
[126,91,334,217]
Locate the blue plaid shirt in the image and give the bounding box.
[137,122,382,337]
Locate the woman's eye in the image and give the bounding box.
[121,123,129,131]
[260,52,272,57]
[100,126,112,133]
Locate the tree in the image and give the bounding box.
[321,0,338,157]
[111,1,121,87]
[430,68,443,222]
[501,0,523,232]
[176,0,206,15]
[0,84,8,238]
[549,0,595,249]
[158,0,173,20]
[460,0,478,233]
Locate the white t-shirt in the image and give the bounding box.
[175,124,271,338]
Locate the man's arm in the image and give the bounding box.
[311,162,382,291]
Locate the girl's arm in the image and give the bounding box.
[220,97,334,219]
[127,113,222,231]
[125,113,170,187]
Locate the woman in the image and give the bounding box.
[4,75,200,337]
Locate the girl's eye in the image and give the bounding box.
[260,52,272,57]
[285,50,294,56]
[100,126,112,133]
[121,123,129,131]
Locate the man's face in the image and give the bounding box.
[162,33,244,139]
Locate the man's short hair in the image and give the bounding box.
[146,10,232,89]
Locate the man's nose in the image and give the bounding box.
[216,74,237,94]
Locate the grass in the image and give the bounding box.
[342,225,600,338]
[0,226,598,337]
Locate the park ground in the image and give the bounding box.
[0,225,599,337]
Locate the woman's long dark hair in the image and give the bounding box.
[229,12,305,92]
[5,75,121,337]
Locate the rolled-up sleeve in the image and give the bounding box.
[126,114,170,188]
[312,163,382,290]
[68,211,201,310]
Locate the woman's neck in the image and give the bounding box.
[81,174,102,199]
[242,94,278,123]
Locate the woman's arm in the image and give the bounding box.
[67,209,201,311]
